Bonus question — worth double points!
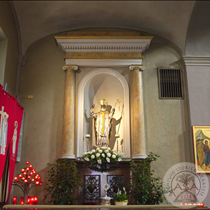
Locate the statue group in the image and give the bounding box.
[90,99,121,148]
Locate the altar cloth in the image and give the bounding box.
[2,204,206,210]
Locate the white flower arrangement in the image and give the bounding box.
[84,157,90,161]
[82,147,122,166]
[106,157,110,163]
[97,159,102,164]
[107,153,111,157]
[112,154,116,158]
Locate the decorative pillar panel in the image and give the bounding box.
[129,65,147,159]
[61,65,78,159]
[54,31,153,159]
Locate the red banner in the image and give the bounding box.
[0,85,10,181]
[0,84,24,203]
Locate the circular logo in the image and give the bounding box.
[163,162,209,208]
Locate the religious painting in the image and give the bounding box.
[192,126,210,173]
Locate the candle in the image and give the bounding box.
[20,197,24,205]
[34,197,38,204]
[13,196,17,205]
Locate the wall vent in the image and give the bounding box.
[158,68,184,99]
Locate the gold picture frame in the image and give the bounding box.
[192,126,210,173]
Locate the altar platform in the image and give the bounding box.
[2,205,207,210]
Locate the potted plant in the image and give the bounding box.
[130,152,165,205]
[113,188,129,205]
[82,147,122,172]
[44,159,81,205]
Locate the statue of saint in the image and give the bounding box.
[90,99,115,147]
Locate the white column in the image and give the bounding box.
[129,65,147,159]
[61,65,78,159]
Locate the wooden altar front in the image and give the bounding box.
[75,160,131,205]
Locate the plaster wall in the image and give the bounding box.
[186,66,210,125]
[13,1,195,55]
[16,35,190,203]
[143,37,191,179]
[0,1,19,95]
[186,65,210,207]
[185,2,210,206]
[186,1,210,56]
[0,38,7,85]
[16,37,66,203]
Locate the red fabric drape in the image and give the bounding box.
[0,85,10,182]
[7,99,24,203]
[0,84,24,203]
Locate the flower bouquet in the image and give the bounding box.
[82,147,122,172]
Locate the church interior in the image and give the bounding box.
[1,0,210,208]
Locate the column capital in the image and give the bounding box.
[129,65,145,71]
[62,65,78,71]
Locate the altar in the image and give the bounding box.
[52,30,153,204]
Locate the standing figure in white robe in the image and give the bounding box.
[0,113,9,155]
[12,121,18,157]
[90,99,115,147]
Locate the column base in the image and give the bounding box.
[132,154,147,159]
[60,154,75,159]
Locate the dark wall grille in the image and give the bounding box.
[158,68,183,99]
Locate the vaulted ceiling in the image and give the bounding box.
[11,1,204,56]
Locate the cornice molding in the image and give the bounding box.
[65,59,142,67]
[183,56,210,66]
[54,35,153,39]
[132,154,147,159]
[55,38,153,53]
[60,154,75,159]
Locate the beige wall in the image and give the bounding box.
[0,1,19,95]
[16,34,190,203]
[16,37,66,201]
[143,37,191,178]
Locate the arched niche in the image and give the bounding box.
[77,68,130,158]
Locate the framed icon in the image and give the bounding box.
[192,126,210,173]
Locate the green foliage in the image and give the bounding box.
[113,188,129,202]
[44,159,81,205]
[130,152,165,205]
